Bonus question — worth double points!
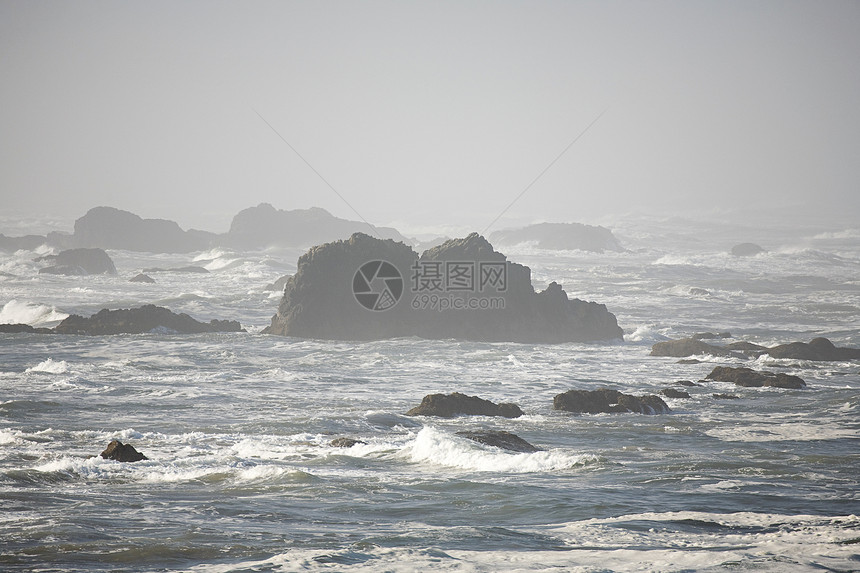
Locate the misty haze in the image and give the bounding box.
[1,2,859,572]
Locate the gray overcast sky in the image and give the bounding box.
[2,1,859,234]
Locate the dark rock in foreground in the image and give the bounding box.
[330,437,366,448]
[652,336,860,361]
[263,232,623,343]
[37,248,117,276]
[53,304,244,335]
[455,430,540,453]
[406,392,524,418]
[705,366,806,389]
[130,273,156,283]
[553,389,669,414]
[0,323,53,334]
[100,440,147,462]
[731,243,765,256]
[489,222,623,252]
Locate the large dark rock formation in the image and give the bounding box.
[455,430,540,453]
[100,440,147,462]
[263,232,623,343]
[651,336,860,361]
[553,389,670,414]
[70,207,215,253]
[37,248,117,276]
[489,222,623,252]
[223,203,407,249]
[53,304,243,335]
[705,366,806,389]
[406,392,524,418]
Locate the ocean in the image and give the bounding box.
[1,215,859,572]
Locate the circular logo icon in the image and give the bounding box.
[352,260,403,311]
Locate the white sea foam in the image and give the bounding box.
[0,299,68,326]
[407,427,597,473]
[705,422,858,442]
[25,358,69,374]
[626,324,671,343]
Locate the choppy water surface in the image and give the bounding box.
[1,217,859,571]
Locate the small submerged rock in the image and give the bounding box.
[129,273,156,283]
[553,389,669,415]
[455,430,540,453]
[329,437,366,448]
[712,393,740,400]
[100,440,147,462]
[731,243,765,257]
[406,392,524,418]
[661,388,690,399]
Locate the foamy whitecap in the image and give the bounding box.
[626,324,671,343]
[25,358,69,374]
[0,299,68,327]
[407,427,597,473]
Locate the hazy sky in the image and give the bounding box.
[2,1,859,234]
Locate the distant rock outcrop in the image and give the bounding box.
[0,234,46,252]
[37,248,117,276]
[100,440,147,462]
[489,222,623,252]
[705,366,806,389]
[53,304,243,335]
[70,207,215,253]
[264,274,292,292]
[765,337,860,361]
[406,392,524,418]
[651,336,860,361]
[263,232,623,343]
[455,430,541,453]
[142,266,209,274]
[0,323,53,334]
[222,203,407,249]
[553,389,669,414]
[650,338,741,359]
[731,243,765,257]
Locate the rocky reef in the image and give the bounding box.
[263,232,623,343]
[53,304,243,335]
[651,336,860,361]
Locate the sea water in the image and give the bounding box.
[1,215,859,572]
